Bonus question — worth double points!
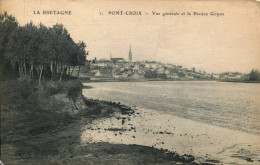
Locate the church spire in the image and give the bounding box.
[129,45,132,64]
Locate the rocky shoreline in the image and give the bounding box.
[80,98,197,164]
[80,99,260,165]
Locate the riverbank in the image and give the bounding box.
[82,81,260,164]
[84,78,260,84]
[218,79,260,83]
[81,77,216,83]
[1,80,197,164]
[81,107,260,164]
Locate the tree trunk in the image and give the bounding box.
[23,62,27,80]
[54,60,56,75]
[39,64,43,85]
[19,61,25,81]
[65,65,68,76]
[74,100,78,110]
[77,66,81,77]
[18,63,22,81]
[50,60,53,81]
[71,66,75,77]
[59,64,64,81]
[30,61,33,81]
[56,61,59,74]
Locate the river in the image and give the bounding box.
[83,81,260,135]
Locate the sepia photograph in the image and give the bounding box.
[0,0,260,164]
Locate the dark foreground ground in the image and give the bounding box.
[1,80,198,165]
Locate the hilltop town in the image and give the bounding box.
[79,46,249,81]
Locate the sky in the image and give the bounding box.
[1,0,260,73]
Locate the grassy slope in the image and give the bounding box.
[1,80,197,165]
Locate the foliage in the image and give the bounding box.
[0,12,19,80]
[64,80,83,109]
[249,69,260,81]
[1,80,83,138]
[177,71,185,77]
[157,73,166,79]
[0,12,88,82]
[144,70,157,79]
[44,81,63,96]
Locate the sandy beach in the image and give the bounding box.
[81,107,260,164]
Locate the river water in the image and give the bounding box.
[83,81,260,135]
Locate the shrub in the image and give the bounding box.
[44,81,63,96]
[249,69,260,81]
[64,80,83,109]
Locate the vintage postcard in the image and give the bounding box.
[0,0,260,164]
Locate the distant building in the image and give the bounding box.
[88,46,217,80]
[96,59,111,67]
[94,70,102,76]
[227,74,242,80]
[157,67,165,74]
[131,72,144,79]
[212,74,220,79]
[94,69,112,77]
[113,73,128,79]
[185,75,194,79]
[111,57,125,63]
[144,61,157,69]
[166,73,179,79]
